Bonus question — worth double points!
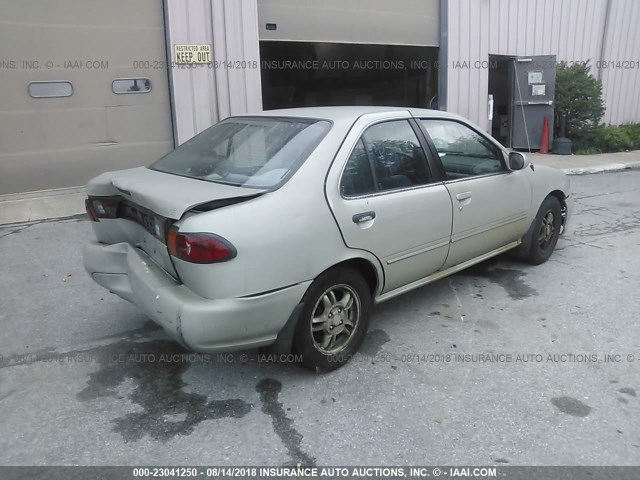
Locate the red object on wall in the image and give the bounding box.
[540,116,549,154]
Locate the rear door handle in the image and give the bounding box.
[456,192,472,201]
[352,211,376,224]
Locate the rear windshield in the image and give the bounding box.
[151,117,331,189]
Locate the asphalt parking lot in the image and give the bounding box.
[0,170,639,466]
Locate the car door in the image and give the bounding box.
[418,118,532,268]
[325,112,453,294]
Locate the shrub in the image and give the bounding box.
[554,61,605,141]
[569,126,600,152]
[573,146,602,155]
[573,123,640,154]
[553,62,640,154]
[593,125,633,152]
[619,123,640,148]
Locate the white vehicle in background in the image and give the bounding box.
[84,107,571,371]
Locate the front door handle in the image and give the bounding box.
[456,192,472,211]
[352,211,376,224]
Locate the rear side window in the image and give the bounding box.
[341,140,375,196]
[151,117,331,189]
[341,120,431,196]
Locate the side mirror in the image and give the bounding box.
[508,151,528,171]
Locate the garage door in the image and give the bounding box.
[0,0,174,194]
[258,0,440,110]
[258,0,439,46]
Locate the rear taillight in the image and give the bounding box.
[85,199,99,222]
[85,197,119,222]
[167,229,237,263]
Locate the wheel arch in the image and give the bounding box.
[271,255,382,355]
[548,189,569,229]
[549,189,567,209]
[511,191,565,259]
[326,257,381,297]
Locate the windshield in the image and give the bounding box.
[151,117,331,189]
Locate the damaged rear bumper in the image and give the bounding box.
[83,242,311,352]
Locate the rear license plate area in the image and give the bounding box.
[118,201,171,243]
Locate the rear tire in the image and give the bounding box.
[524,195,562,265]
[294,267,371,372]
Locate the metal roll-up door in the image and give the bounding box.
[0,0,174,194]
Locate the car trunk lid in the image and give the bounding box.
[87,166,265,220]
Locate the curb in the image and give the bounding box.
[561,162,640,175]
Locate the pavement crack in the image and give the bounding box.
[0,214,87,238]
[256,378,316,467]
[0,346,60,369]
[447,278,463,308]
[0,328,161,370]
[573,187,639,200]
[0,225,34,240]
[0,389,17,401]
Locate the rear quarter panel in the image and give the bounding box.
[173,120,384,300]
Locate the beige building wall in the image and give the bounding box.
[165,0,263,145]
[599,0,640,125]
[446,0,640,127]
[164,0,439,148]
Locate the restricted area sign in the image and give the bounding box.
[173,44,212,64]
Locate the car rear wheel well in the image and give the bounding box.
[270,258,379,356]
[549,190,566,208]
[325,258,379,296]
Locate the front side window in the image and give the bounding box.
[420,119,505,180]
[151,117,331,189]
[341,120,431,196]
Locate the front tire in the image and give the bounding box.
[294,267,372,371]
[525,195,563,265]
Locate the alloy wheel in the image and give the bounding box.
[538,210,555,249]
[310,285,361,354]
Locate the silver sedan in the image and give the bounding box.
[83,107,571,371]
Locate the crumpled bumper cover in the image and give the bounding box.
[83,242,311,352]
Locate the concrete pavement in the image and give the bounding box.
[1,150,639,226]
[0,170,639,466]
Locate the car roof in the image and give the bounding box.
[234,106,465,122]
